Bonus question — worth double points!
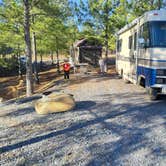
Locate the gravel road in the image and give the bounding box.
[0,73,166,166]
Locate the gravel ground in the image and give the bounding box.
[0,73,166,166]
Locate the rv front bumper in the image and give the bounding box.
[151,84,166,94]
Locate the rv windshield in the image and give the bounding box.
[150,21,166,47]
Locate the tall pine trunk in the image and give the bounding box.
[32,31,39,84]
[50,51,54,65]
[40,53,43,67]
[23,0,33,96]
[56,49,60,74]
[105,0,109,58]
[105,25,108,58]
[56,37,60,74]
[157,0,162,9]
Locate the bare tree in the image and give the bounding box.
[23,0,33,96]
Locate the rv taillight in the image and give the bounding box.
[153,13,158,16]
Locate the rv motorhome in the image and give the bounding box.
[116,10,166,100]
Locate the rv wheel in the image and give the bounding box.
[148,88,158,100]
[138,76,145,87]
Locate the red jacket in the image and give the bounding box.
[63,63,70,72]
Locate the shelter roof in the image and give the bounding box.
[74,38,102,48]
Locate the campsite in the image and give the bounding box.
[0,1,166,166]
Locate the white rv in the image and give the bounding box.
[116,10,166,99]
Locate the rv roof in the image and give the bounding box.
[117,18,139,35]
[117,9,166,35]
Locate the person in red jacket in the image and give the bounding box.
[63,59,71,79]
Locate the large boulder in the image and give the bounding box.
[35,93,75,115]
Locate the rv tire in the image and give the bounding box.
[138,76,145,87]
[148,88,158,100]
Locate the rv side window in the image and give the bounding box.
[139,23,150,46]
[128,35,133,49]
[117,39,122,52]
[134,32,137,50]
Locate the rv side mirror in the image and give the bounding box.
[138,38,145,44]
[138,38,145,48]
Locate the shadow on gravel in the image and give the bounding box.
[1,98,165,155]
[74,101,96,111]
[158,95,166,101]
[1,95,42,106]
[0,90,166,166]
[0,107,127,153]
[85,97,166,165]
[0,106,35,117]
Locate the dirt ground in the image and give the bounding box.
[0,65,59,101]
[0,63,116,101]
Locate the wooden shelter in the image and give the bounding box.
[72,38,102,66]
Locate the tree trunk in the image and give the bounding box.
[56,49,60,74]
[51,51,54,65]
[55,37,60,74]
[23,0,33,96]
[32,14,39,84]
[158,0,162,9]
[105,0,109,58]
[40,53,43,68]
[17,44,23,79]
[105,26,108,58]
[32,31,39,84]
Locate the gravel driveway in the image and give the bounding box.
[0,74,166,166]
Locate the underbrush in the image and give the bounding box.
[0,57,19,76]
